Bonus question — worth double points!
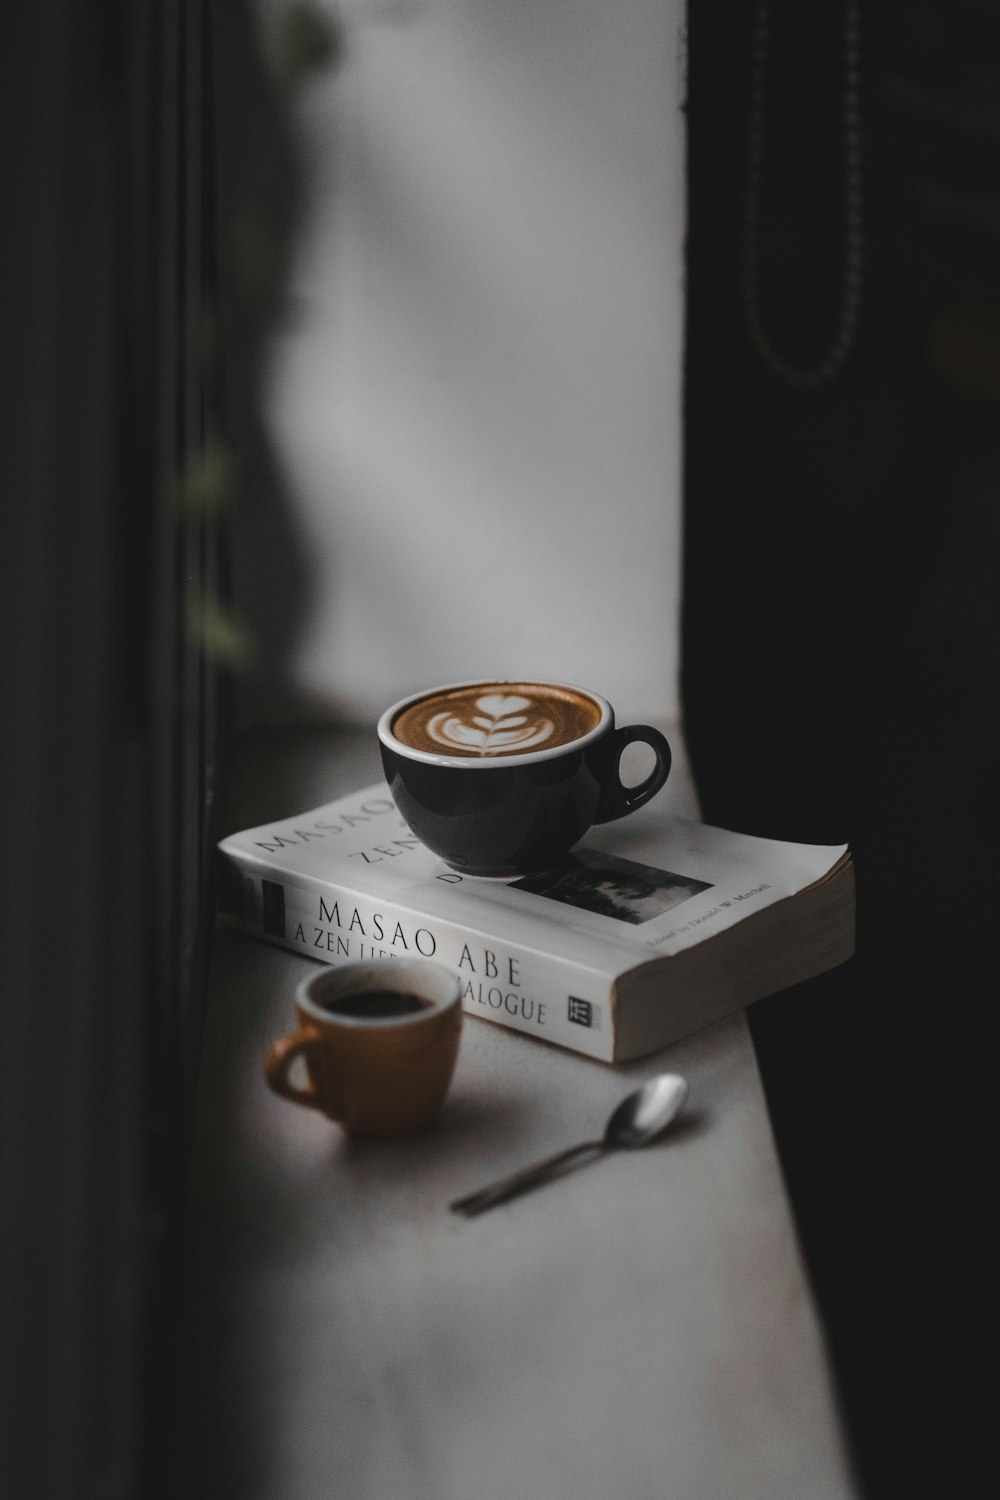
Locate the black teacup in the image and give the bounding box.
[377,679,671,876]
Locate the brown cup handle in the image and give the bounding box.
[594,725,672,823]
[265,1028,335,1114]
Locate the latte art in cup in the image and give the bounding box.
[392,683,603,758]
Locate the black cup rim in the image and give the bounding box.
[377,679,612,768]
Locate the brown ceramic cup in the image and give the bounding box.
[265,959,463,1136]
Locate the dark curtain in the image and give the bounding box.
[0,5,257,1495]
[684,3,995,1496]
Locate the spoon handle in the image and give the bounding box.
[450,1139,607,1217]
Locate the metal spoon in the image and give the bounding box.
[450,1073,689,1218]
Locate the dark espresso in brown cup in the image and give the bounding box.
[378,679,671,877]
[265,959,463,1136]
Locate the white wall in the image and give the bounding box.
[258,0,686,725]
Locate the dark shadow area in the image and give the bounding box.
[684,3,996,1495]
[1,6,334,1498]
[1,6,236,1497]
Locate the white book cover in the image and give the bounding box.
[217,784,852,1062]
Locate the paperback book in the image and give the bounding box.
[216,783,855,1063]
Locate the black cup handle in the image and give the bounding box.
[594,725,672,824]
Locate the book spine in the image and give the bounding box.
[217,850,617,1062]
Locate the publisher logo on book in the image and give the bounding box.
[568,996,594,1028]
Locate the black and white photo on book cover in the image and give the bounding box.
[512,848,713,925]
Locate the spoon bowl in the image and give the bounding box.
[604,1073,689,1150]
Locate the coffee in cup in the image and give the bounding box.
[264,959,463,1136]
[318,990,432,1020]
[391,681,603,758]
[377,679,671,877]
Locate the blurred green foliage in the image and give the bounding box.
[182,1,340,670]
[185,586,256,670]
[263,0,341,95]
[177,438,240,521]
[230,202,282,307]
